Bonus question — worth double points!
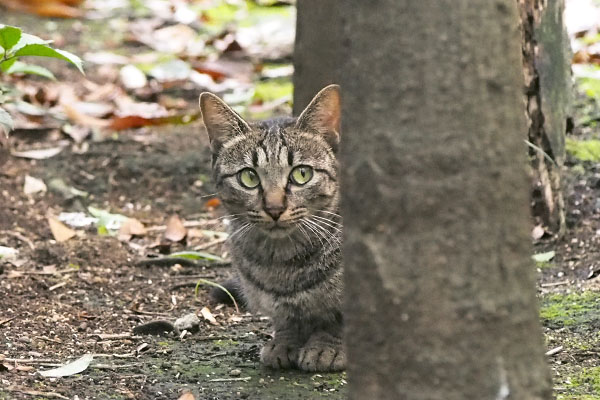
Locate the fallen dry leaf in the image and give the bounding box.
[204,198,221,209]
[532,225,545,240]
[48,216,76,242]
[23,175,47,195]
[164,215,187,242]
[118,218,147,241]
[200,307,218,325]
[12,146,66,160]
[178,392,196,400]
[62,103,111,128]
[0,0,83,18]
[39,354,93,377]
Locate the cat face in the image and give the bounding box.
[200,85,341,238]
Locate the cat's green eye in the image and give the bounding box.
[238,168,260,189]
[290,166,313,186]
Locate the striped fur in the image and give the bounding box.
[200,85,345,371]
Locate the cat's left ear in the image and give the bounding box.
[200,92,250,153]
[295,84,341,152]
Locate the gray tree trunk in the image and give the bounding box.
[292,0,340,115]
[293,0,570,234]
[293,0,554,399]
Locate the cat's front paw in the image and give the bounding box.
[297,333,346,372]
[260,339,299,369]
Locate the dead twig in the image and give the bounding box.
[145,219,222,232]
[92,363,141,370]
[48,281,67,291]
[541,281,569,288]
[193,237,227,250]
[1,230,35,250]
[545,346,564,357]
[7,387,68,399]
[209,377,251,382]
[89,333,136,340]
[0,316,15,327]
[4,358,57,364]
[135,257,231,268]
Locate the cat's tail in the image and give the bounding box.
[209,276,247,309]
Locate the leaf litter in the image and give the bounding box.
[0,2,350,399]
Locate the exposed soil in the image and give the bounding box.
[0,8,345,400]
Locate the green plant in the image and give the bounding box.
[0,24,84,136]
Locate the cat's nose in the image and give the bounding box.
[265,205,285,221]
[264,188,286,221]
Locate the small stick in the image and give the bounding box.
[209,377,251,382]
[541,281,569,288]
[4,358,57,364]
[545,346,564,356]
[6,388,68,399]
[194,237,227,250]
[0,317,15,327]
[92,363,141,370]
[89,333,135,340]
[135,258,231,268]
[1,230,35,250]
[49,281,67,291]
[145,219,223,232]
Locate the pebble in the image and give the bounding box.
[174,313,200,333]
[229,369,242,376]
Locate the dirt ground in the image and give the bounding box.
[0,7,345,400]
[1,3,600,400]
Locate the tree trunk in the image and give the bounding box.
[292,0,340,115]
[519,0,570,234]
[292,0,554,398]
[293,0,570,234]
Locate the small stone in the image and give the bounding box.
[229,369,242,376]
[174,313,200,333]
[258,378,265,384]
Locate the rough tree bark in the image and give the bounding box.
[292,0,340,115]
[294,1,571,233]
[519,0,570,234]
[293,1,554,399]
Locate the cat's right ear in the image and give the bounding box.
[199,92,250,153]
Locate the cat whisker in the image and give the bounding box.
[217,213,248,221]
[305,218,341,249]
[300,220,324,248]
[228,222,252,241]
[311,215,343,227]
[296,222,314,246]
[316,210,343,219]
[308,216,343,234]
[304,218,336,249]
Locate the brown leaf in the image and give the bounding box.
[109,113,199,131]
[204,198,221,209]
[118,218,146,241]
[178,392,196,400]
[48,216,76,242]
[164,215,187,242]
[532,225,545,240]
[62,103,111,128]
[200,307,218,325]
[0,0,83,18]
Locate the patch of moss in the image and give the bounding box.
[571,367,600,393]
[540,291,600,329]
[566,137,600,162]
[212,339,240,347]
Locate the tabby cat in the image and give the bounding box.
[199,85,344,372]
